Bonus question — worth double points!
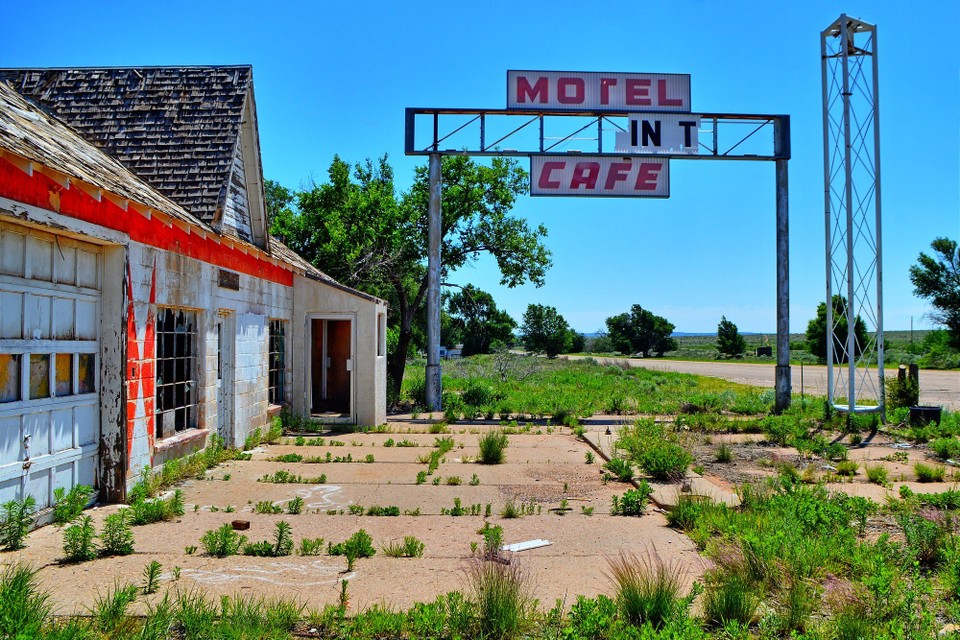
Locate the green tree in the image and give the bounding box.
[520,304,572,357]
[269,155,551,396]
[716,316,746,358]
[568,330,586,353]
[909,237,960,349]
[805,295,868,363]
[604,305,677,357]
[446,285,517,356]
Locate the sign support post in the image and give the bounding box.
[425,153,443,412]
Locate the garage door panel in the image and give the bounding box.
[25,294,52,340]
[0,415,22,466]
[76,300,97,340]
[0,230,25,276]
[54,463,74,493]
[77,456,96,492]
[53,298,76,339]
[56,248,77,287]
[51,408,73,452]
[1,223,101,508]
[26,468,50,509]
[76,250,98,289]
[26,236,53,282]
[76,404,97,447]
[0,291,23,338]
[24,411,51,457]
[0,477,19,504]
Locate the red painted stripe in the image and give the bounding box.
[0,158,295,286]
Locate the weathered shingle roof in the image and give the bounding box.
[0,66,252,224]
[0,79,211,231]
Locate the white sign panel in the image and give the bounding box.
[530,156,669,198]
[615,114,702,154]
[508,71,691,112]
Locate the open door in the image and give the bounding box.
[310,318,352,416]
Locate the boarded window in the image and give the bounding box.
[156,308,197,438]
[29,353,49,399]
[377,313,386,357]
[268,320,286,405]
[55,353,73,396]
[0,354,20,403]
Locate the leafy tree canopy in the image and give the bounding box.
[268,155,551,396]
[445,285,517,357]
[520,304,571,358]
[909,237,960,349]
[604,305,677,357]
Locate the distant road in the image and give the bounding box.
[565,356,959,411]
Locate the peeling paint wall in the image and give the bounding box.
[125,242,292,477]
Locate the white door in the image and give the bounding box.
[216,312,236,447]
[0,222,101,508]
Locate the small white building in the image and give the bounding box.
[0,67,387,505]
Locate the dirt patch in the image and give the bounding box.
[4,421,703,614]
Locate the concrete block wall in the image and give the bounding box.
[126,241,293,480]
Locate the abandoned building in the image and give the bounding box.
[0,66,387,507]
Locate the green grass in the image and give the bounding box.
[401,354,790,418]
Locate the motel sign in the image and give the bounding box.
[406,69,792,414]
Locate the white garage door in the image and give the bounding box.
[0,221,100,509]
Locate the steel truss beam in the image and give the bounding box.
[406,108,789,161]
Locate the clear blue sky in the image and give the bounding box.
[2,1,957,334]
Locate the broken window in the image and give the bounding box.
[156,308,197,438]
[78,354,95,394]
[268,319,286,405]
[0,354,20,403]
[55,353,73,396]
[29,353,50,399]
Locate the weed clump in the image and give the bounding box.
[478,430,509,464]
[52,485,94,525]
[201,523,247,557]
[468,559,532,639]
[0,496,36,551]
[382,536,425,558]
[611,482,654,516]
[606,551,688,629]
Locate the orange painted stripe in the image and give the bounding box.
[0,158,294,286]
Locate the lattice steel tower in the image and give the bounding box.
[821,15,884,420]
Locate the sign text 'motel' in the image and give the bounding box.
[530,156,669,198]
[507,71,691,112]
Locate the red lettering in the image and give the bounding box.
[600,78,617,105]
[657,79,684,107]
[557,77,585,104]
[538,162,565,189]
[516,77,548,104]
[603,162,633,190]
[570,162,600,190]
[635,163,662,190]
[625,79,651,106]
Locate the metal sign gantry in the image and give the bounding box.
[405,105,792,413]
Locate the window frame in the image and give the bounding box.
[154,307,199,439]
[268,319,287,406]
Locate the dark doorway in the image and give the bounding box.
[310,318,351,415]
